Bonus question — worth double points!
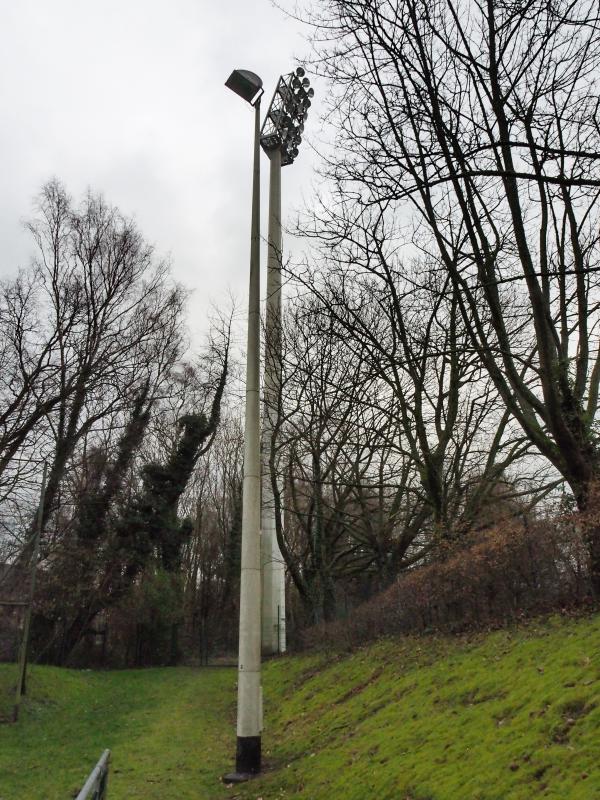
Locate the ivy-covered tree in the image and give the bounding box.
[38,322,230,665]
[119,411,222,574]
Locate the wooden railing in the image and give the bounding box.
[75,750,110,800]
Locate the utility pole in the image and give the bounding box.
[259,68,314,655]
[223,66,313,779]
[13,461,47,722]
[224,68,264,781]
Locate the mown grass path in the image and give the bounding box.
[1,614,600,799]
[0,665,236,799]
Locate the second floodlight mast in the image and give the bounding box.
[259,68,314,656]
[224,67,264,781]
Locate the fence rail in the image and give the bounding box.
[76,749,110,800]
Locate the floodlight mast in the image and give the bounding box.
[224,68,264,783]
[259,68,314,656]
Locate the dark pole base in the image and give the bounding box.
[222,735,261,783]
[237,734,261,774]
[222,771,255,784]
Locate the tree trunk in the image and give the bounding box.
[589,531,600,598]
[323,575,337,622]
[169,622,180,666]
[573,477,600,598]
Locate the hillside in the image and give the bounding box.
[0,614,599,799]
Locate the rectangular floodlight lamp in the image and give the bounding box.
[225,69,264,106]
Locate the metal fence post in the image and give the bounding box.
[76,749,111,800]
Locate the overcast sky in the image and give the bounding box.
[0,0,319,343]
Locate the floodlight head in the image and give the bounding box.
[225,69,264,106]
[260,68,315,164]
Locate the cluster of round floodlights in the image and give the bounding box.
[261,67,315,165]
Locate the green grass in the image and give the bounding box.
[1,614,600,799]
[249,615,600,800]
[0,664,235,799]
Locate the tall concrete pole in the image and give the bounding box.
[231,97,263,778]
[261,147,286,655]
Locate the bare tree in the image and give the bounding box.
[267,286,534,623]
[0,181,235,664]
[1,180,184,561]
[302,0,600,589]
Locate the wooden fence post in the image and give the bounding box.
[13,462,47,722]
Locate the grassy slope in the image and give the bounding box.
[1,614,600,799]
[252,614,600,800]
